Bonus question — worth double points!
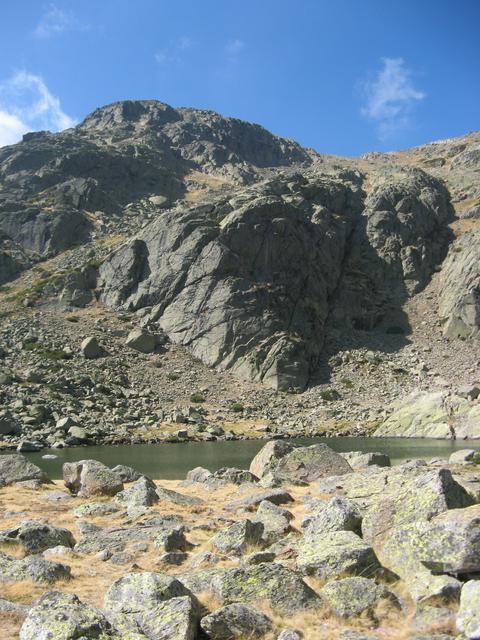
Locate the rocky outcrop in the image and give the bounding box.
[439,230,480,339]
[99,166,452,389]
[374,391,480,438]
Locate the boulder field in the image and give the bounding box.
[0,441,478,639]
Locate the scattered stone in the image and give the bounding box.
[156,485,204,506]
[253,500,292,545]
[125,328,157,353]
[226,487,294,509]
[200,603,273,639]
[80,336,106,359]
[186,466,212,483]
[73,502,120,518]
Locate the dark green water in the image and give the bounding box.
[19,437,480,480]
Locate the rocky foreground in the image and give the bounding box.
[1,441,480,639]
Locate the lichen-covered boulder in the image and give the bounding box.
[271,444,352,484]
[210,468,258,485]
[112,464,144,483]
[296,530,380,579]
[115,476,159,507]
[211,520,264,556]
[0,454,51,487]
[303,496,362,534]
[457,580,480,639]
[341,451,391,469]
[249,440,294,478]
[200,603,273,639]
[253,500,292,545]
[0,552,71,583]
[19,591,117,640]
[375,521,462,604]
[419,505,480,574]
[104,571,198,640]
[320,577,398,618]
[226,487,293,509]
[186,467,212,483]
[0,520,75,554]
[361,468,474,545]
[63,459,124,497]
[211,562,320,613]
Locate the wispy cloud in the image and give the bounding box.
[155,36,193,65]
[225,38,245,60]
[361,57,425,139]
[0,71,76,147]
[34,3,87,38]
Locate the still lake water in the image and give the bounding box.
[21,436,480,480]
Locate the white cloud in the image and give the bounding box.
[155,36,193,65]
[361,57,425,139]
[225,38,245,60]
[34,3,81,38]
[0,71,76,147]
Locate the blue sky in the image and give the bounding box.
[0,0,478,155]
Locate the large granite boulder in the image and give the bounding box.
[0,551,71,583]
[252,500,293,545]
[210,563,320,613]
[0,454,51,487]
[296,530,380,579]
[104,571,198,640]
[115,476,159,507]
[249,440,294,478]
[418,505,480,574]
[63,459,124,497]
[19,591,117,640]
[320,577,398,618]
[457,580,480,639]
[303,496,362,534]
[270,444,352,483]
[361,468,474,545]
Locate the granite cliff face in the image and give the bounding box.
[0,99,478,402]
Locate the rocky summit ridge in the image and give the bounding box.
[0,100,479,446]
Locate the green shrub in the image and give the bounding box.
[190,393,205,403]
[231,402,244,413]
[319,388,341,402]
[167,372,179,381]
[340,378,353,388]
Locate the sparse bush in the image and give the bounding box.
[190,393,205,403]
[319,388,341,402]
[231,402,244,413]
[167,372,179,381]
